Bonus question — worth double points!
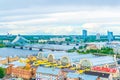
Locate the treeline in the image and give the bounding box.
[67,47,114,55]
[0,44,5,48]
[85,47,114,54]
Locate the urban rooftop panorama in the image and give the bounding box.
[1,0,120,80]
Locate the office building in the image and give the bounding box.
[107,31,114,42]
[82,30,87,42]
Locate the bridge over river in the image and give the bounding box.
[12,44,79,51]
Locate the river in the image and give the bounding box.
[0,48,39,57]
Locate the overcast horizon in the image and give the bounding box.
[0,0,120,35]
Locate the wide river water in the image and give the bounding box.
[0,48,39,57]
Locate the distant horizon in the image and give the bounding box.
[0,30,120,36]
[0,34,120,36]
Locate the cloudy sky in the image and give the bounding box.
[0,0,120,35]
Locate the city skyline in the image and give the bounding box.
[0,0,120,35]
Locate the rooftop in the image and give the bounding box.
[87,56,115,66]
[84,71,110,78]
[10,61,26,67]
[36,66,60,76]
[67,73,79,78]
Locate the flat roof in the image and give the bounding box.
[36,66,60,75]
[10,61,26,67]
[87,56,115,66]
[62,68,76,73]
[84,71,110,78]
[0,57,6,60]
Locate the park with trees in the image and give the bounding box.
[67,46,115,56]
[0,67,6,78]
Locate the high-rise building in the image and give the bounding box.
[82,30,87,42]
[96,33,100,40]
[107,31,114,42]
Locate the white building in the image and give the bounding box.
[3,40,10,44]
[50,38,65,42]
[38,39,48,43]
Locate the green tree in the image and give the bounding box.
[100,47,114,54]
[0,67,6,78]
[0,44,5,48]
[67,49,75,53]
[86,49,99,53]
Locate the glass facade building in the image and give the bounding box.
[107,31,114,42]
[82,30,87,42]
